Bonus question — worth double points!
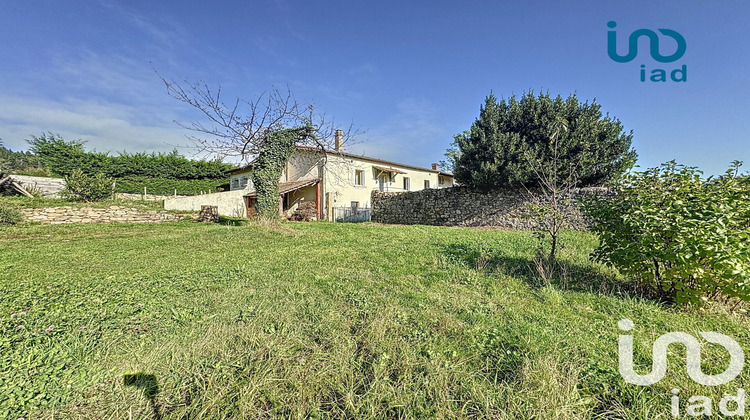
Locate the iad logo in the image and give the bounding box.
[618,319,743,386]
[618,319,746,416]
[607,21,687,82]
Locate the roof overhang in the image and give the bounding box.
[243,178,320,197]
[372,165,406,175]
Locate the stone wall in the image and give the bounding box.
[19,206,190,225]
[371,186,610,230]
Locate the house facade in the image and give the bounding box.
[165,133,454,220]
[227,144,454,220]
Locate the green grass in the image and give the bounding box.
[1,221,749,419]
[0,195,169,212]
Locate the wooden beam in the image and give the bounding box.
[10,181,34,198]
[315,181,322,220]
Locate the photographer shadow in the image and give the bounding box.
[123,372,162,420]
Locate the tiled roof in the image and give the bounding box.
[243,178,320,197]
[229,146,454,177]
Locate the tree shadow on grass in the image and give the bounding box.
[438,241,648,301]
[123,373,162,420]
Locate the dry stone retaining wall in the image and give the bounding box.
[20,206,189,225]
[371,187,610,230]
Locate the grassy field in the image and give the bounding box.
[1,219,750,419]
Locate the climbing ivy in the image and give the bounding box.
[250,126,314,219]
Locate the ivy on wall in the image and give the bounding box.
[250,126,314,219]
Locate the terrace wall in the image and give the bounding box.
[20,206,189,225]
[370,187,611,230]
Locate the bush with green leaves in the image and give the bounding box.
[63,169,114,202]
[584,161,750,305]
[0,206,23,224]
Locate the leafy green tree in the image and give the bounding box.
[450,91,637,190]
[439,132,464,173]
[584,161,750,306]
[0,141,46,176]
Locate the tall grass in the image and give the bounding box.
[1,222,749,418]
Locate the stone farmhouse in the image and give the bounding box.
[164,131,454,220]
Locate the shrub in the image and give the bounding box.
[584,161,750,306]
[63,169,114,202]
[0,206,23,224]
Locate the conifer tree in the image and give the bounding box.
[451,91,636,190]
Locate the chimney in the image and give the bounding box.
[431,163,439,171]
[334,129,344,152]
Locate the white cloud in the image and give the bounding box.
[0,42,213,156]
[0,95,190,154]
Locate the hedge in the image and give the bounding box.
[113,176,230,196]
[28,133,236,180]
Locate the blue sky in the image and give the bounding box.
[1,0,748,175]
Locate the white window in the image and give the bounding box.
[354,170,365,186]
[403,177,410,191]
[351,201,359,209]
[240,177,249,188]
[424,180,430,189]
[232,178,239,189]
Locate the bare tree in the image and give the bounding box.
[160,77,349,158]
[523,118,583,263]
[158,75,356,218]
